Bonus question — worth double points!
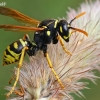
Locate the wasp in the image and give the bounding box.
[0,7,88,97]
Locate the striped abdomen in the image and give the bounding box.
[3,39,28,66]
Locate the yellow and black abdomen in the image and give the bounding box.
[3,39,28,66]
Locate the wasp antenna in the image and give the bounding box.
[70,12,86,24]
[75,12,86,19]
[70,27,88,36]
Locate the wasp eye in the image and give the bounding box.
[63,24,68,31]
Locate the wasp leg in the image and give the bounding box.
[13,85,24,97]
[6,47,28,98]
[9,78,24,97]
[9,75,16,84]
[45,52,64,88]
[57,35,72,56]
[23,34,30,41]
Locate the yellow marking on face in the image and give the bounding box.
[14,42,18,49]
[63,36,68,40]
[60,26,63,33]
[7,46,21,60]
[19,39,27,47]
[47,31,50,36]
[54,20,58,28]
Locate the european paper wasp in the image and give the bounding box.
[0,7,88,97]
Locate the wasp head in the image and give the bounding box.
[57,12,88,42]
[57,20,71,42]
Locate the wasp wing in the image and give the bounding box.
[0,25,44,32]
[0,7,40,26]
